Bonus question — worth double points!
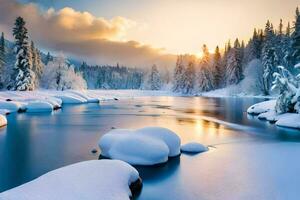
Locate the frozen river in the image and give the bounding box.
[0,96,300,199]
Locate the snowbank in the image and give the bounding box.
[275,113,300,129]
[0,160,140,200]
[247,100,276,115]
[0,114,7,127]
[248,100,300,129]
[98,127,181,165]
[181,142,208,153]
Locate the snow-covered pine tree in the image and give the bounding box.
[12,16,35,91]
[173,55,185,92]
[146,64,162,90]
[181,61,195,94]
[212,46,223,88]
[272,65,298,114]
[262,20,278,95]
[0,32,5,89]
[291,7,300,65]
[30,42,43,87]
[225,38,243,85]
[197,45,214,92]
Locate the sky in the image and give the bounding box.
[0,0,299,67]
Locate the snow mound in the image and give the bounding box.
[137,127,181,157]
[181,142,208,153]
[0,100,26,112]
[0,160,140,200]
[0,114,7,127]
[98,127,181,165]
[247,100,276,115]
[275,113,300,129]
[26,101,54,113]
[55,94,87,104]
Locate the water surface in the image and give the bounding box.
[0,96,300,199]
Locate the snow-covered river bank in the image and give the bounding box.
[0,94,300,199]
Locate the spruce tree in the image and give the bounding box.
[173,55,185,92]
[12,16,35,91]
[0,32,5,88]
[225,38,243,85]
[182,61,195,94]
[292,7,300,65]
[147,64,162,90]
[262,20,277,95]
[212,46,222,88]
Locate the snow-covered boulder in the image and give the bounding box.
[98,127,181,165]
[275,113,300,129]
[0,100,26,112]
[247,100,276,115]
[181,142,208,153]
[0,160,141,200]
[107,134,169,165]
[55,94,87,104]
[0,114,7,127]
[26,101,54,113]
[137,127,181,157]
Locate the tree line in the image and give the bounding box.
[172,7,300,95]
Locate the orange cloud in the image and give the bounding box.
[0,0,175,67]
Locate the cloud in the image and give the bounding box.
[0,0,176,67]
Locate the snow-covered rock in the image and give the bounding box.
[181,142,208,153]
[0,114,7,127]
[55,94,87,104]
[138,127,181,157]
[107,134,169,165]
[68,90,100,103]
[0,100,26,112]
[257,110,279,121]
[0,160,140,200]
[247,100,276,115]
[0,109,10,115]
[98,127,181,165]
[275,113,300,129]
[26,101,54,113]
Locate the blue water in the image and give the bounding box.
[0,96,300,199]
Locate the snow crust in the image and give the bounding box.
[98,127,181,165]
[0,160,139,200]
[0,115,7,127]
[181,142,208,153]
